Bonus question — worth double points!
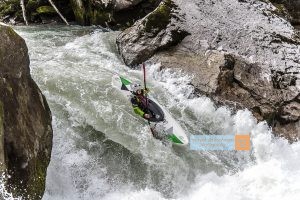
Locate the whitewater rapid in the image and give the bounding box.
[1,26,299,200]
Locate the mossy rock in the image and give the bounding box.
[36,6,56,15]
[143,0,173,33]
[89,10,111,25]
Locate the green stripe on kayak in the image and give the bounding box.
[120,77,131,85]
[168,134,183,144]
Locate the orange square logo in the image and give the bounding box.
[235,135,250,151]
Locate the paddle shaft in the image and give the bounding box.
[142,63,149,108]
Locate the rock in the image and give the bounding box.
[116,0,300,141]
[279,101,300,122]
[0,25,53,199]
[115,0,144,11]
[270,0,300,25]
[116,0,189,66]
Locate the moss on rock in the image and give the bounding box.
[36,6,56,15]
[144,0,173,33]
[90,10,111,25]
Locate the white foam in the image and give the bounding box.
[0,173,21,200]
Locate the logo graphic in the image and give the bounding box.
[190,134,251,151]
[235,135,250,150]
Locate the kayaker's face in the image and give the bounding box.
[137,89,142,95]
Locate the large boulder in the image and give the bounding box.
[116,0,300,141]
[0,24,53,199]
[116,0,189,66]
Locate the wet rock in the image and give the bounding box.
[279,101,300,123]
[36,6,56,14]
[117,0,189,66]
[117,0,300,141]
[115,0,144,11]
[0,25,53,199]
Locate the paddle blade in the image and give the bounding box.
[121,84,129,91]
[120,77,131,85]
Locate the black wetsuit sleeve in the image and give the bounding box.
[131,97,138,106]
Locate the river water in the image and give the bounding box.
[2,25,299,200]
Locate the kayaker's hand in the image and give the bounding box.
[144,113,151,119]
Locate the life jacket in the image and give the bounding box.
[134,91,148,110]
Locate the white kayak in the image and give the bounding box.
[112,75,189,145]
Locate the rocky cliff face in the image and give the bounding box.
[116,0,300,141]
[0,24,53,199]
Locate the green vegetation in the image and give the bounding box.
[0,0,20,17]
[36,6,56,14]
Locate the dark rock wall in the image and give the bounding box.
[0,24,53,200]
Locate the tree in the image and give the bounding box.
[47,0,69,25]
[20,0,28,25]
